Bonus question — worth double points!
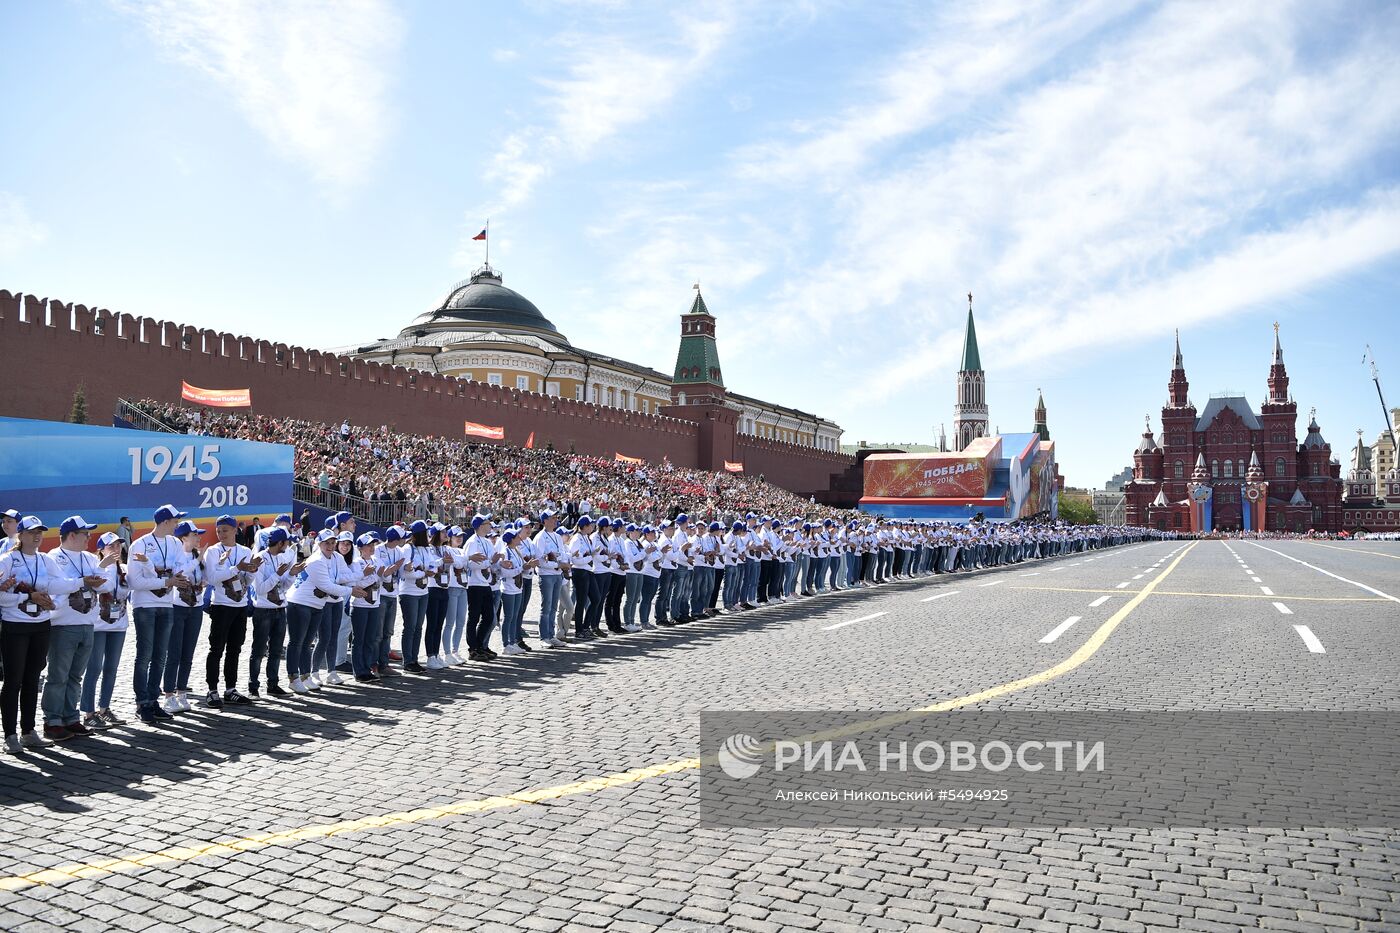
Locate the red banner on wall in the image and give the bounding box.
[181,381,251,408]
[464,421,505,440]
[724,460,744,472]
[862,439,1000,499]
[615,452,643,464]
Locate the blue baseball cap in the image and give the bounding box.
[154,504,187,523]
[409,520,428,534]
[316,529,337,543]
[274,513,292,524]
[356,533,377,547]
[17,516,46,533]
[708,521,721,531]
[324,516,338,530]
[675,513,689,524]
[336,531,354,543]
[539,509,555,521]
[732,521,744,530]
[385,527,406,542]
[334,511,354,525]
[502,530,517,543]
[59,515,97,536]
[470,513,492,530]
[174,520,206,537]
[578,515,594,527]
[266,527,291,546]
[448,525,464,537]
[216,515,238,528]
[97,531,122,549]
[625,522,637,532]
[2,509,21,521]
[643,525,656,534]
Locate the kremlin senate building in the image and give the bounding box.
[332,265,844,453]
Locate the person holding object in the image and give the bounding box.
[163,519,206,713]
[250,526,301,697]
[396,520,435,673]
[43,515,112,741]
[285,530,354,694]
[204,515,261,707]
[531,511,566,648]
[2,517,82,751]
[128,504,193,724]
[349,534,383,681]
[82,532,129,730]
[463,514,498,661]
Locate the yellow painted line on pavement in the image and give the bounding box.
[0,542,1199,893]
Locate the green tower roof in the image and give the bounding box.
[960,304,982,372]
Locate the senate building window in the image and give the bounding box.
[488,373,503,386]
[516,375,530,391]
[1174,460,1183,479]
[1223,460,1233,478]
[1211,459,1219,478]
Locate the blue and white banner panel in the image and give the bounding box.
[0,416,293,541]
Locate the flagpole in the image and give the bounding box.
[485,218,490,267]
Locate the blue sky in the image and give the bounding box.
[3,0,1399,488]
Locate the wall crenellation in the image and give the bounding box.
[1,289,852,493]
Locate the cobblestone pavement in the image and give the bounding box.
[2,540,1399,932]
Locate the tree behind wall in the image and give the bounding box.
[68,384,88,424]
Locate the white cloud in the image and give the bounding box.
[117,0,404,192]
[481,7,736,215]
[0,193,48,261]
[733,0,1141,184]
[750,0,1400,389]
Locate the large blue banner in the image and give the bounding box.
[0,416,293,541]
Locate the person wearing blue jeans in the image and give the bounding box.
[131,606,172,719]
[81,629,125,724]
[531,512,566,647]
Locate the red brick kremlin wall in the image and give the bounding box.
[0,291,855,496]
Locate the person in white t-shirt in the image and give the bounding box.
[82,532,129,730]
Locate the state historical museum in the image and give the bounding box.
[1125,327,1342,533]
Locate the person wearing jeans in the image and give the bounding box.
[82,531,130,729]
[285,530,353,694]
[654,523,675,626]
[349,534,383,681]
[42,515,110,740]
[397,521,435,673]
[497,530,526,655]
[637,527,662,628]
[531,512,565,648]
[127,504,191,724]
[375,528,406,674]
[163,521,206,712]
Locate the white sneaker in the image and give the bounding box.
[428,657,445,670]
[306,674,322,690]
[325,671,344,685]
[180,690,193,712]
[291,678,309,694]
[640,622,656,630]
[504,644,523,656]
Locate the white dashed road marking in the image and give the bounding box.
[1260,586,1273,595]
[1039,616,1082,644]
[1294,624,1325,654]
[920,590,961,603]
[979,580,1004,588]
[823,611,888,632]
[1115,582,1130,589]
[1089,595,1112,608]
[1273,602,1293,615]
